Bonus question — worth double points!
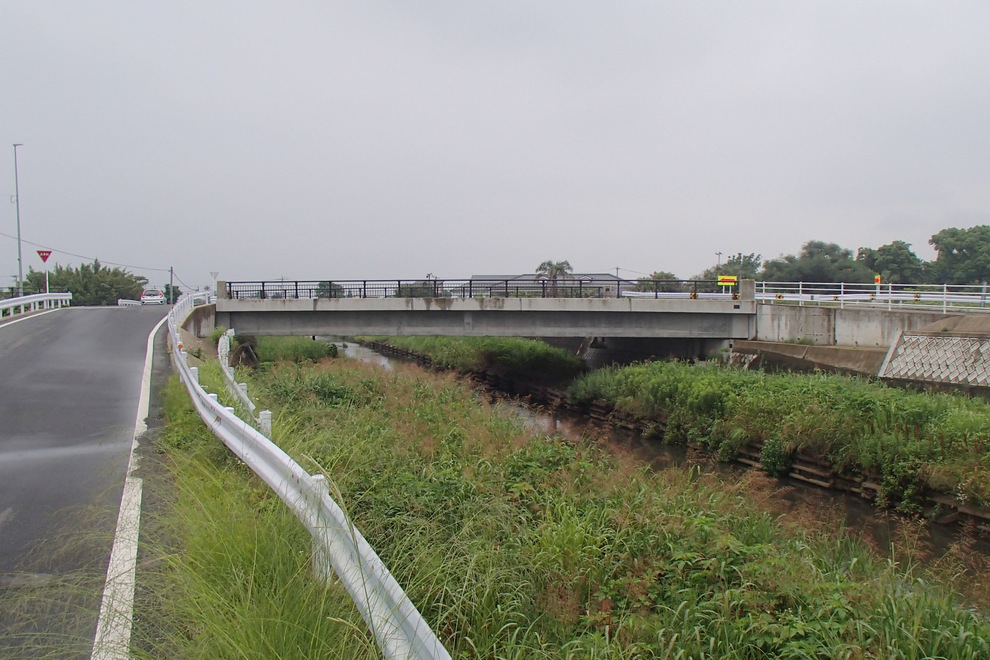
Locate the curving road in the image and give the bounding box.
[0,305,167,575]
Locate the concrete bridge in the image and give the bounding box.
[213,278,757,342]
[199,277,990,391]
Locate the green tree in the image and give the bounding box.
[694,253,762,282]
[761,241,873,283]
[163,283,182,302]
[635,271,684,292]
[315,281,344,298]
[856,241,924,283]
[928,226,990,284]
[24,260,148,305]
[535,260,573,296]
[396,275,445,298]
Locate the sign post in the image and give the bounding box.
[37,249,51,293]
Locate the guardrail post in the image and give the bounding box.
[208,393,218,403]
[260,410,272,437]
[190,367,199,384]
[309,474,332,582]
[239,382,249,399]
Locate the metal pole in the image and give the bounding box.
[169,266,174,304]
[12,144,23,297]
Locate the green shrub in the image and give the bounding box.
[209,325,227,346]
[255,336,338,364]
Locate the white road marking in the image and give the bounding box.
[91,315,167,660]
[0,308,61,328]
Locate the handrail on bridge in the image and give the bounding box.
[218,279,990,315]
[221,278,732,300]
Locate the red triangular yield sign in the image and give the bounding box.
[37,250,52,263]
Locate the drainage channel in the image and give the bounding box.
[331,339,990,559]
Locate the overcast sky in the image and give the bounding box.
[3,2,989,290]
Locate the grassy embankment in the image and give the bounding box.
[370,336,990,514]
[135,337,990,658]
[566,360,990,513]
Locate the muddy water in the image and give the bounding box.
[334,340,990,558]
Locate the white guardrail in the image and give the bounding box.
[753,281,990,313]
[618,281,990,312]
[167,294,451,660]
[0,292,73,317]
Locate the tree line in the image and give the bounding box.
[3,260,180,306]
[642,225,990,286]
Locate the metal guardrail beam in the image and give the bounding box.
[167,295,450,659]
[0,291,72,317]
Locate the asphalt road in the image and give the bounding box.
[0,305,168,575]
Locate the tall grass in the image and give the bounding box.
[253,335,338,364]
[568,360,990,511]
[143,350,990,657]
[131,373,376,659]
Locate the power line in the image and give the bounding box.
[0,230,171,272]
[171,271,195,290]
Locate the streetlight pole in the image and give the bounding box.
[12,144,23,297]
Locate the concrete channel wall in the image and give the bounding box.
[755,304,948,347]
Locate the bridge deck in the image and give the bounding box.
[215,296,757,339]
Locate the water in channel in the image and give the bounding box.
[330,339,990,559]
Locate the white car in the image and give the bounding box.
[141,289,166,304]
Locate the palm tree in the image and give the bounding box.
[535,260,573,296]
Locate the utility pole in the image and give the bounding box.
[12,144,23,297]
[169,266,174,304]
[715,251,723,270]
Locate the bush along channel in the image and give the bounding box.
[364,338,990,534]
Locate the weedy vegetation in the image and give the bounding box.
[135,339,990,657]
[566,361,990,513]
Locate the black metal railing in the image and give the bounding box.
[223,278,730,301]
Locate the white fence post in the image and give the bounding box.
[260,410,272,437]
[309,474,332,582]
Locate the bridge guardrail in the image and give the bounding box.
[0,291,73,318]
[167,295,450,660]
[755,281,990,314]
[223,278,730,300]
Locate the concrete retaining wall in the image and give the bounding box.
[182,303,216,338]
[756,304,948,347]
